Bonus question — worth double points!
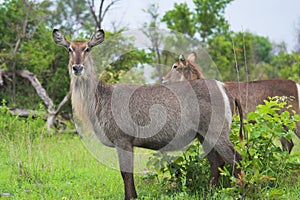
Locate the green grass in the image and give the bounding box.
[0,133,122,199]
[0,130,206,199]
[1,106,300,199]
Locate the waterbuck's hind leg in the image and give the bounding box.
[209,132,242,180]
[197,135,226,185]
[280,137,294,154]
[280,125,295,153]
[115,140,137,200]
[206,150,225,185]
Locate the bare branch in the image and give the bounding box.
[87,0,100,29]
[16,69,54,111]
[99,0,105,27]
[9,108,41,118]
[0,69,5,86]
[101,0,121,24]
[88,0,121,30]
[1,68,71,131]
[54,92,71,115]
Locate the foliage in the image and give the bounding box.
[93,30,151,84]
[146,142,211,194]
[145,96,300,198]
[161,2,196,38]
[271,52,300,82]
[0,0,150,112]
[162,0,233,42]
[0,0,69,110]
[193,0,233,42]
[208,31,274,81]
[142,3,168,82]
[221,96,300,199]
[0,0,52,72]
[47,0,94,37]
[1,100,300,198]
[0,100,46,141]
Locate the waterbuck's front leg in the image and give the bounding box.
[116,140,137,200]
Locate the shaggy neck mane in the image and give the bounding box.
[69,54,109,128]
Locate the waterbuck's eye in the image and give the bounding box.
[68,47,73,53]
[172,64,178,69]
[84,47,90,52]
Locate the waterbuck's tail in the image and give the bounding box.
[235,98,245,143]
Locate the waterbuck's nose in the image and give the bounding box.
[72,64,84,76]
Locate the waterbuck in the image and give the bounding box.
[52,29,242,200]
[162,53,300,153]
[162,52,205,82]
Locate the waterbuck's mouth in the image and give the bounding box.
[72,64,84,76]
[161,77,168,84]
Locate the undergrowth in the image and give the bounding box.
[146,96,300,199]
[1,97,300,199]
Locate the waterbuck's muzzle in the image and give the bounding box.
[161,77,168,84]
[72,64,84,76]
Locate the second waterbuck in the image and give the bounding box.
[162,53,300,153]
[52,29,242,200]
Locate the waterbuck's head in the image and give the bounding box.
[52,29,105,77]
[162,52,205,84]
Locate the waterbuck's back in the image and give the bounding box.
[96,78,232,151]
[225,78,299,116]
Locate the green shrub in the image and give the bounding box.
[221,96,300,199]
[146,96,300,198]
[0,100,46,141]
[146,141,211,194]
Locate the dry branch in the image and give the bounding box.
[1,69,71,131]
[16,69,55,111]
[9,108,41,118]
[0,69,5,86]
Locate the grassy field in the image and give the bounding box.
[0,129,209,199]
[1,106,300,199]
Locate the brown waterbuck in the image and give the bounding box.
[162,53,300,153]
[53,29,242,200]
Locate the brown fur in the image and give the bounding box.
[53,30,242,200]
[162,53,205,83]
[163,55,300,153]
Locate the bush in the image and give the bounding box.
[146,142,211,194]
[221,96,300,199]
[146,96,300,198]
[0,100,46,141]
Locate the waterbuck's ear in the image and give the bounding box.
[187,52,196,63]
[179,54,186,65]
[88,29,105,48]
[52,29,70,49]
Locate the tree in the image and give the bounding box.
[87,0,121,30]
[144,3,207,83]
[0,0,52,105]
[208,31,274,81]
[193,0,233,42]
[141,3,166,82]
[271,52,300,82]
[162,0,233,42]
[48,0,93,37]
[161,2,195,38]
[95,30,150,84]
